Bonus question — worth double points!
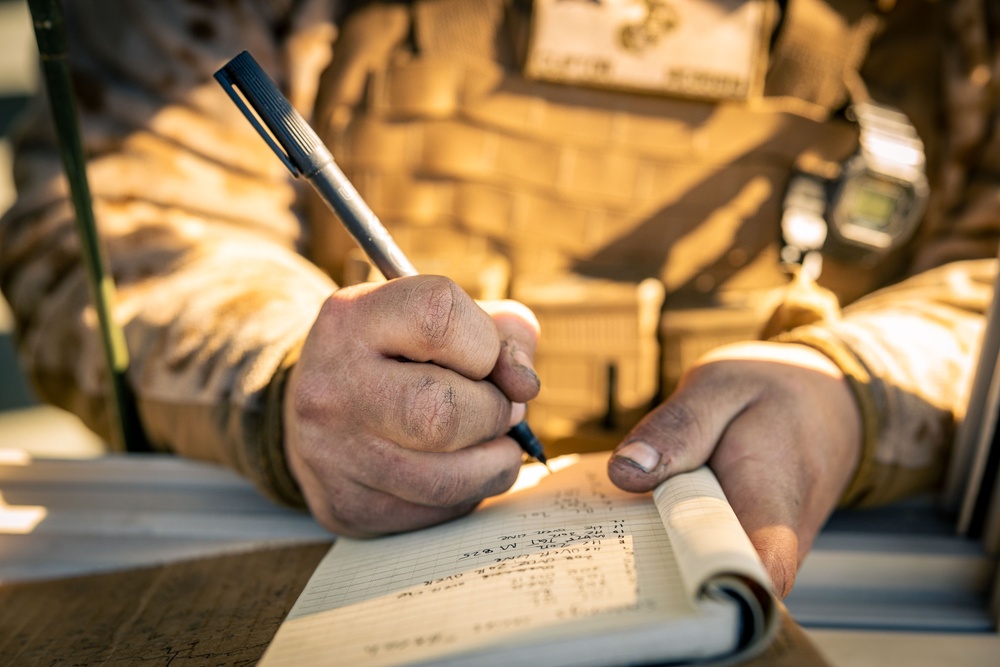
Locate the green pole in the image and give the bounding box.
[26,0,149,452]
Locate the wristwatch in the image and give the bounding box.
[826,101,929,254]
[781,101,929,268]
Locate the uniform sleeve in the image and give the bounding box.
[776,260,995,506]
[776,1,1000,507]
[0,0,339,505]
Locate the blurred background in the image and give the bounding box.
[0,0,104,455]
[0,5,996,665]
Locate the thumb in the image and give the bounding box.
[607,369,756,493]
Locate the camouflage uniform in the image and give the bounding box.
[1,0,997,510]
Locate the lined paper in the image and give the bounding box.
[654,466,771,602]
[260,453,751,667]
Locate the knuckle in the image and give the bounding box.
[423,466,469,507]
[403,376,461,448]
[410,276,460,351]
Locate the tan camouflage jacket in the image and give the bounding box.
[1,0,998,510]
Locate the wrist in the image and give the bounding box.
[768,330,877,506]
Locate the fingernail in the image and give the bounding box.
[512,348,540,388]
[613,441,661,473]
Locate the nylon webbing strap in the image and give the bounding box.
[413,0,508,61]
[766,0,882,111]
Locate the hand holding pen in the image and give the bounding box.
[215,51,548,535]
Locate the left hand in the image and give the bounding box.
[606,341,862,598]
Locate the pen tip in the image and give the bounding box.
[509,420,550,469]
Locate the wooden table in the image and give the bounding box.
[0,541,331,665]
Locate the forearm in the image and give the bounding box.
[0,0,338,502]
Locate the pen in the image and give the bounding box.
[214,50,549,469]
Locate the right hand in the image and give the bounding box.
[283,275,541,537]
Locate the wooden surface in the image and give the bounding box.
[0,542,331,666]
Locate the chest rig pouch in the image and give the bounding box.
[523,0,773,101]
[311,0,898,454]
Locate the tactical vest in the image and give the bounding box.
[307,0,944,454]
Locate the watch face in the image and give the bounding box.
[832,168,916,250]
[846,174,904,232]
[802,102,929,261]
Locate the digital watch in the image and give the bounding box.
[781,101,929,269]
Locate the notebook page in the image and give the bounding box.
[653,467,772,601]
[259,452,737,667]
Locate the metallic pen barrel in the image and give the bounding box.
[308,162,418,279]
[214,52,417,280]
[215,51,549,466]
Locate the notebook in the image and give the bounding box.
[258,451,779,667]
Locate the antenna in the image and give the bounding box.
[26,0,149,452]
